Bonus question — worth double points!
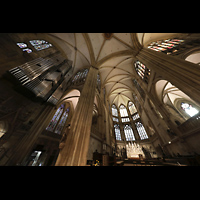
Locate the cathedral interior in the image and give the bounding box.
[1,33,200,166]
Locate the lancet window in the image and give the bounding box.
[54,107,70,134]
[119,104,129,117]
[114,124,122,141]
[46,103,70,134]
[128,101,148,140]
[135,122,148,140]
[111,104,118,117]
[134,61,150,84]
[128,101,140,121]
[124,124,135,141]
[128,101,137,115]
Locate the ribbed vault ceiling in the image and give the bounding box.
[47,33,180,108]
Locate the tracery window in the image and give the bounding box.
[135,122,148,140]
[114,124,122,141]
[113,117,119,122]
[121,117,130,122]
[128,101,137,115]
[72,68,89,85]
[112,104,118,117]
[132,113,140,121]
[124,124,135,141]
[147,38,184,55]
[46,104,70,134]
[54,107,70,134]
[29,40,52,51]
[134,61,150,84]
[119,104,129,117]
[181,102,199,117]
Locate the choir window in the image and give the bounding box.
[132,113,140,121]
[29,40,52,51]
[128,101,137,115]
[181,102,199,117]
[112,104,118,117]
[114,124,121,141]
[135,122,148,140]
[121,117,130,123]
[124,124,135,141]
[46,104,69,134]
[113,117,119,122]
[119,104,129,117]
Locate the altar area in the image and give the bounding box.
[126,142,145,159]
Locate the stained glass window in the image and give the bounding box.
[119,104,129,117]
[81,68,88,81]
[72,68,89,85]
[17,43,27,48]
[134,61,150,83]
[132,113,140,121]
[46,104,65,132]
[112,104,118,117]
[114,124,121,141]
[16,42,32,53]
[54,107,70,134]
[72,72,81,83]
[121,117,130,122]
[29,40,52,51]
[113,116,119,122]
[124,124,135,141]
[181,102,199,117]
[148,39,184,55]
[135,122,148,140]
[128,101,137,115]
[22,48,32,53]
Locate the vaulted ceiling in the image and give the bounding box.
[47,33,180,108]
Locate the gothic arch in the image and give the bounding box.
[59,89,81,112]
[155,79,200,122]
[180,46,200,60]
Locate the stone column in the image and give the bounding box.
[126,105,140,141]
[55,66,98,166]
[136,48,200,105]
[136,47,199,153]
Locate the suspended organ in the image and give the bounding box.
[7,53,72,105]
